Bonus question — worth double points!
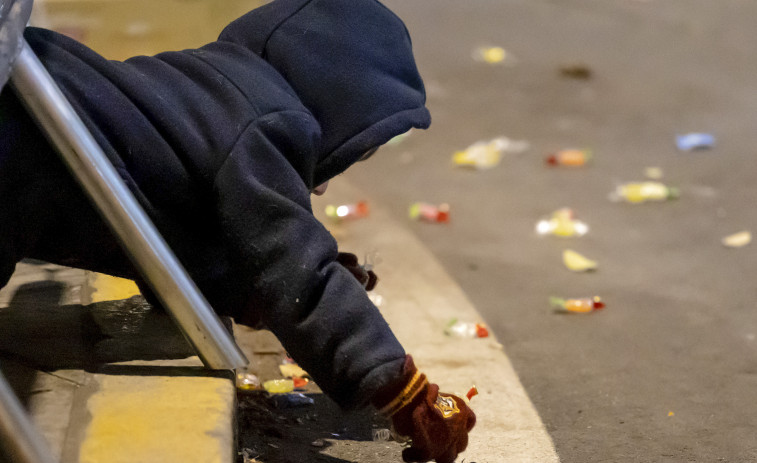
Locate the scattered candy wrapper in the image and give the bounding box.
[472,46,510,64]
[236,371,262,392]
[325,201,369,222]
[372,428,393,442]
[372,428,411,443]
[676,133,715,151]
[269,393,315,409]
[722,231,752,248]
[368,292,384,307]
[562,249,598,272]
[609,181,679,203]
[263,379,295,394]
[292,377,309,388]
[550,296,605,314]
[362,250,382,273]
[451,386,479,407]
[409,202,450,223]
[536,208,589,237]
[279,363,309,379]
[445,318,489,338]
[453,136,530,169]
[546,149,592,167]
[239,448,260,463]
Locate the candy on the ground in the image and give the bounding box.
[536,208,589,237]
[609,182,679,203]
[472,46,508,64]
[292,377,309,388]
[279,363,308,378]
[270,393,314,409]
[722,231,752,248]
[263,379,295,394]
[325,201,369,221]
[546,149,592,167]
[676,133,715,151]
[368,293,384,307]
[409,202,450,223]
[236,372,262,391]
[563,249,598,272]
[445,319,489,338]
[550,296,605,314]
[452,136,530,169]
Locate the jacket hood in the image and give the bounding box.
[219,0,431,185]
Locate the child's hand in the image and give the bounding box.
[336,252,378,290]
[373,356,476,463]
[392,386,475,463]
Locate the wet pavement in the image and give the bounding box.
[344,1,757,461]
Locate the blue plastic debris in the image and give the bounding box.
[269,393,315,409]
[676,133,716,151]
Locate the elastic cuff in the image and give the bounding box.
[372,355,428,417]
[377,370,428,417]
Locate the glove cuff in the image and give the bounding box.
[372,355,429,417]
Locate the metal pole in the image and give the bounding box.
[0,370,58,463]
[9,41,248,371]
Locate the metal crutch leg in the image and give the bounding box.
[1,2,245,458]
[0,370,57,463]
[0,1,59,461]
[9,41,249,371]
[1,0,247,370]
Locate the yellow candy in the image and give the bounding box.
[452,143,502,169]
[614,182,678,203]
[722,231,752,248]
[562,249,598,272]
[475,46,507,64]
[235,372,262,391]
[263,379,295,394]
[279,363,308,378]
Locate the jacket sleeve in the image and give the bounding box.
[213,110,405,410]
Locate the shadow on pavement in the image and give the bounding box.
[0,280,197,397]
[237,392,402,463]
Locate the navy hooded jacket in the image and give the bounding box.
[0,0,431,409]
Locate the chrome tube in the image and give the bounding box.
[0,371,57,463]
[9,41,248,370]
[0,0,33,89]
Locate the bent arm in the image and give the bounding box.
[214,114,405,409]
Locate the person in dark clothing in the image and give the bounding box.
[0,0,475,461]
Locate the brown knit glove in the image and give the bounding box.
[336,252,378,291]
[372,356,476,463]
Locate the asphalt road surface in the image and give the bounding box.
[344,1,757,461]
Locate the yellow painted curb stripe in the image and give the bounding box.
[79,375,234,463]
[88,273,140,303]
